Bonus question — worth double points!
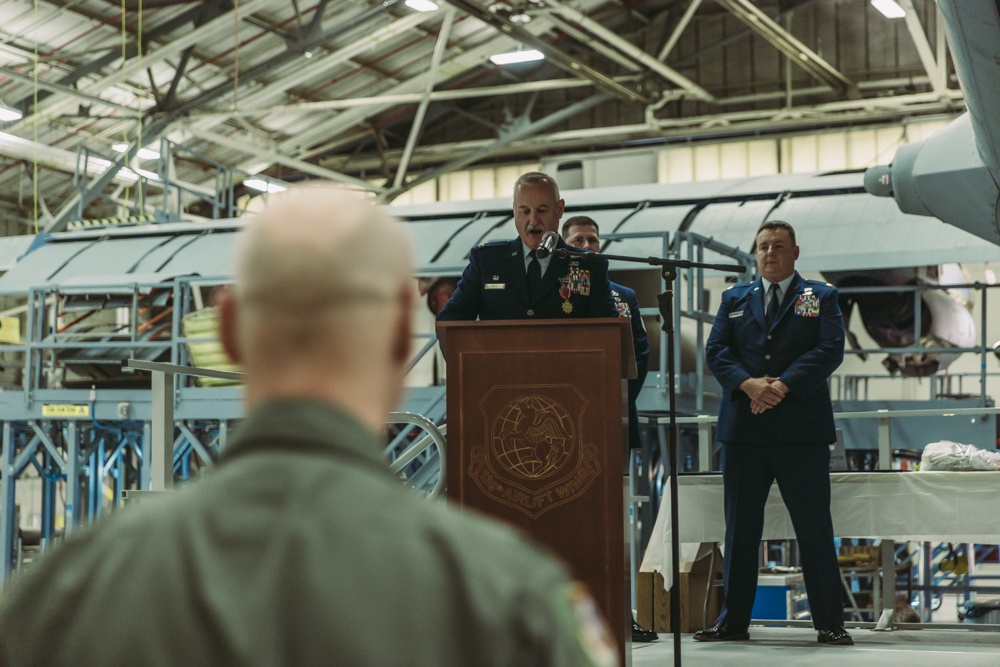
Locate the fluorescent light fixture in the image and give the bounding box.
[245,178,287,194]
[871,0,905,18]
[405,0,439,11]
[489,49,544,65]
[112,143,161,160]
[0,100,22,122]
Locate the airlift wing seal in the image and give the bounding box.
[470,385,600,519]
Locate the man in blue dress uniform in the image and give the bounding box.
[561,216,650,451]
[437,172,617,322]
[562,215,656,644]
[696,220,852,646]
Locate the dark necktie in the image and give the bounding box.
[765,283,781,327]
[527,249,542,301]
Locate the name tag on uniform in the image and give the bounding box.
[485,283,505,290]
[729,310,744,319]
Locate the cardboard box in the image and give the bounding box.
[637,544,723,633]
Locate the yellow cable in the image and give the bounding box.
[121,0,129,209]
[234,0,240,108]
[33,0,39,234]
[136,0,143,212]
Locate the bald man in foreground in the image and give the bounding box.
[0,184,616,667]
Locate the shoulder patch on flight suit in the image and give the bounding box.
[567,582,617,667]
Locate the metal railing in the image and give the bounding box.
[121,358,447,498]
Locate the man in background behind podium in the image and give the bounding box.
[698,220,851,646]
[0,184,617,667]
[562,215,656,643]
[437,171,617,322]
[562,216,650,452]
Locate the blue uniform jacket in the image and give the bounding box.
[437,238,617,321]
[611,282,649,448]
[705,272,845,445]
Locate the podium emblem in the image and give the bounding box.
[471,386,601,518]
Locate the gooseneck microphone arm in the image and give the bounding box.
[551,246,745,273]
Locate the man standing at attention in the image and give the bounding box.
[0,184,617,667]
[437,171,617,321]
[697,220,851,646]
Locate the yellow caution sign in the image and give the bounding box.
[0,316,20,343]
[41,404,91,418]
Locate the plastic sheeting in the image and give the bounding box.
[642,471,1000,587]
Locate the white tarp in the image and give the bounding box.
[642,470,1000,588]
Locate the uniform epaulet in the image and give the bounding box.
[804,278,833,287]
[477,240,507,249]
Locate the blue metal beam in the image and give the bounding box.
[1,422,16,582]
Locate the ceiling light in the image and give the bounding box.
[244,178,287,194]
[0,99,22,122]
[112,143,161,160]
[405,0,439,11]
[871,0,905,18]
[489,49,544,65]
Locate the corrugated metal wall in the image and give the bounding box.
[390,117,954,205]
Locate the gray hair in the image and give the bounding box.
[512,171,560,201]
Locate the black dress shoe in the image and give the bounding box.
[692,623,750,642]
[631,620,658,642]
[817,626,854,645]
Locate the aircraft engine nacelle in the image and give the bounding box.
[865,0,1000,247]
[823,265,975,377]
[864,115,1000,247]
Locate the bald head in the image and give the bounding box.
[233,185,410,313]
[220,183,414,426]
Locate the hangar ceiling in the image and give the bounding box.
[0,0,965,231]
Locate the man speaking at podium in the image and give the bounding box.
[437,172,617,322]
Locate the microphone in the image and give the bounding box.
[535,231,558,259]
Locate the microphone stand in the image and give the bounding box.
[552,246,745,666]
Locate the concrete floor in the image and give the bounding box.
[630,627,1000,666]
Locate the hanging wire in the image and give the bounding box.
[233,0,240,109]
[137,0,144,212]
[33,0,39,234]
[121,0,130,211]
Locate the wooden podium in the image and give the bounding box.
[437,318,635,662]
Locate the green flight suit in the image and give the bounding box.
[0,400,614,667]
